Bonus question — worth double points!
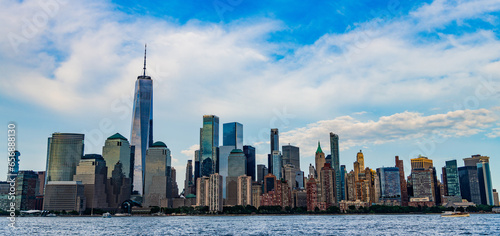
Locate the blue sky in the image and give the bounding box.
[1,0,500,192]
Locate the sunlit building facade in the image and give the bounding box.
[200,115,219,177]
[46,133,84,182]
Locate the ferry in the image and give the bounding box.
[441,211,470,217]
[102,212,112,218]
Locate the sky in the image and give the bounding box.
[0,0,499,192]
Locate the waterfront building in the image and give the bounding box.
[14,171,39,211]
[227,149,246,205]
[376,167,401,204]
[458,166,481,204]
[282,144,300,171]
[144,142,172,207]
[223,122,243,149]
[43,181,86,213]
[271,151,282,179]
[130,47,153,195]
[196,176,210,206]
[292,189,307,208]
[444,160,461,196]
[46,133,84,182]
[208,173,223,213]
[243,145,256,182]
[106,161,131,209]
[306,177,318,211]
[200,115,219,177]
[257,164,268,184]
[330,133,341,203]
[102,133,133,181]
[314,142,325,183]
[237,175,252,206]
[320,163,335,207]
[251,183,262,208]
[411,169,435,204]
[73,154,109,210]
[477,160,493,205]
[395,156,408,206]
[184,160,194,195]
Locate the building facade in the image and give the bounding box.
[226,149,246,205]
[46,133,84,182]
[223,122,243,149]
[144,142,171,207]
[200,115,219,177]
[282,144,300,171]
[73,155,109,210]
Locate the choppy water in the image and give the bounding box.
[2,214,500,235]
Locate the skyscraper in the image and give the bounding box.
[340,165,346,200]
[320,163,336,207]
[200,115,219,177]
[356,150,365,172]
[102,133,132,180]
[237,175,252,206]
[130,46,153,195]
[218,145,235,198]
[243,145,256,181]
[477,161,493,205]
[330,133,341,203]
[184,160,194,195]
[46,133,84,182]
[376,167,401,203]
[444,160,460,196]
[14,171,38,211]
[227,149,246,205]
[8,151,20,179]
[223,122,243,149]
[282,144,300,170]
[458,166,481,204]
[271,150,283,180]
[395,156,408,206]
[208,173,223,213]
[144,141,171,207]
[73,154,109,210]
[314,142,325,182]
[270,128,279,153]
[257,164,268,184]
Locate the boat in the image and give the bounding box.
[102,212,112,218]
[46,213,57,217]
[441,211,470,217]
[114,213,131,217]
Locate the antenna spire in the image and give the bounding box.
[143,44,147,77]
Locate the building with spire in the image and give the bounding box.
[314,142,325,182]
[130,45,153,196]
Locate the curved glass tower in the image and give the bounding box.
[130,46,153,196]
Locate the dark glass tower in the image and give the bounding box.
[270,128,279,153]
[282,144,300,170]
[200,115,219,177]
[243,145,256,181]
[330,133,341,203]
[223,122,243,149]
[444,160,461,196]
[130,46,153,195]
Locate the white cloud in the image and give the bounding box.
[180,144,199,159]
[280,108,499,156]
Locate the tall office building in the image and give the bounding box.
[106,161,131,209]
[144,142,171,207]
[296,171,305,189]
[340,165,346,200]
[227,149,246,205]
[270,128,279,153]
[282,144,300,170]
[329,133,341,203]
[395,156,408,206]
[444,160,461,196]
[43,181,86,213]
[376,167,401,203]
[458,166,481,204]
[411,169,435,202]
[356,150,365,172]
[209,173,223,213]
[171,167,179,198]
[46,133,84,182]
[271,151,283,180]
[102,133,132,180]
[315,142,325,182]
[237,175,252,206]
[320,163,336,207]
[223,122,243,149]
[218,145,235,198]
[243,145,256,182]
[8,151,20,179]
[411,156,433,170]
[130,46,153,195]
[196,176,210,207]
[257,164,268,184]
[477,161,493,205]
[194,150,200,182]
[184,160,194,195]
[14,171,39,211]
[306,177,318,211]
[263,173,277,193]
[283,164,299,190]
[200,115,219,177]
[73,154,109,209]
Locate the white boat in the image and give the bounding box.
[102,212,112,218]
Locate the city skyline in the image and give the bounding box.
[1,0,500,194]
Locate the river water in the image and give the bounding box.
[2,214,499,235]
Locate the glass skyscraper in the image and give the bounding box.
[130,48,153,195]
[458,166,481,204]
[218,145,235,198]
[223,122,243,149]
[330,133,341,203]
[271,150,282,180]
[46,133,84,182]
[444,160,461,196]
[270,128,279,153]
[376,167,401,202]
[102,133,132,180]
[282,144,300,170]
[200,115,219,177]
[243,145,256,181]
[144,141,171,206]
[477,161,493,205]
